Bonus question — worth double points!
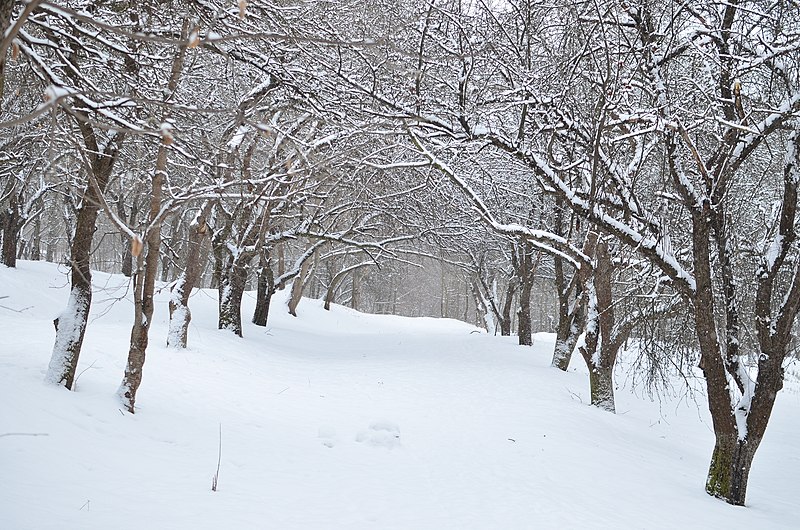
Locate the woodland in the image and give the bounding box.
[1,0,799,508]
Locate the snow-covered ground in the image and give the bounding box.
[2,261,799,529]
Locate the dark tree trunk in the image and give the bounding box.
[0,0,18,107]
[168,205,210,347]
[30,208,42,261]
[276,243,285,278]
[1,191,20,267]
[252,250,275,326]
[218,261,248,336]
[160,214,181,282]
[517,279,532,346]
[576,238,618,413]
[212,227,260,337]
[511,239,538,346]
[499,280,516,336]
[702,132,800,504]
[350,269,360,310]
[706,434,759,506]
[47,132,123,388]
[551,253,584,371]
[589,365,615,413]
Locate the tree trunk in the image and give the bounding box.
[589,365,615,413]
[30,209,41,261]
[0,0,18,108]
[160,214,181,282]
[500,280,516,336]
[118,199,160,414]
[706,434,759,506]
[46,132,123,389]
[512,239,539,346]
[168,204,210,347]
[551,250,586,371]
[119,32,187,412]
[218,260,248,336]
[518,278,532,346]
[252,250,275,326]
[351,269,360,310]
[325,262,372,311]
[577,238,618,413]
[117,194,135,277]
[287,256,313,316]
[45,214,55,262]
[1,190,20,267]
[118,250,153,413]
[471,278,495,332]
[46,282,92,389]
[276,242,285,279]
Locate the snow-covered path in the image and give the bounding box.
[2,261,798,529]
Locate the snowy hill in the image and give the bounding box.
[1,261,799,529]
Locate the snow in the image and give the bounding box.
[226,125,249,151]
[43,84,73,103]
[45,287,88,385]
[2,261,800,529]
[764,234,784,273]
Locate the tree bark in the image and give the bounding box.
[46,132,123,389]
[577,238,617,413]
[350,269,360,310]
[252,249,275,326]
[551,254,584,371]
[160,214,181,282]
[550,205,587,369]
[167,204,210,347]
[218,261,248,336]
[29,204,41,261]
[324,262,373,311]
[287,255,313,316]
[0,0,19,109]
[589,365,615,413]
[499,280,516,336]
[706,434,759,506]
[517,277,532,346]
[117,193,135,277]
[512,239,538,346]
[1,188,20,267]
[119,30,187,412]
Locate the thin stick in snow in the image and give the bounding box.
[212,423,222,492]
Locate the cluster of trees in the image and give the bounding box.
[1,0,798,507]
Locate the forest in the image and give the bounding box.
[1,0,799,513]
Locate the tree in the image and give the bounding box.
[118,24,190,412]
[313,0,800,503]
[167,202,211,348]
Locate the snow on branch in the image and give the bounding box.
[408,129,591,270]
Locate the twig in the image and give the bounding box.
[211,423,222,492]
[566,388,584,403]
[0,303,33,313]
[0,432,49,438]
[72,360,98,391]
